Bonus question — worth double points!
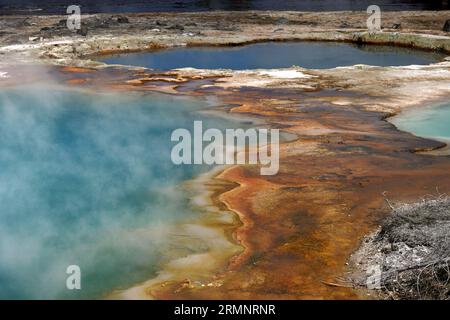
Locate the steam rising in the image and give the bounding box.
[0,86,233,299]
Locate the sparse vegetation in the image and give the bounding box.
[352,193,450,300]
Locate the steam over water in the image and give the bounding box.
[0,86,237,299]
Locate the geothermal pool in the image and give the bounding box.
[100,42,445,70]
[0,86,243,299]
[392,103,450,142]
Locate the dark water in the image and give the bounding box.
[0,86,240,299]
[101,42,445,70]
[0,0,449,15]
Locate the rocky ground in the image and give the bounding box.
[1,11,450,66]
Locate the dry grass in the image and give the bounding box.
[351,192,450,300]
[374,193,450,299]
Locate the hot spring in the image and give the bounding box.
[100,42,445,70]
[392,103,450,143]
[0,85,244,299]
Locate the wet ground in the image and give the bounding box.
[17,60,447,299]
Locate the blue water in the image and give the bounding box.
[101,42,445,70]
[0,86,239,299]
[392,104,450,141]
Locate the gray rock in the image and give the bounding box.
[275,17,289,25]
[215,23,240,31]
[77,25,88,37]
[340,22,351,28]
[444,19,450,32]
[57,19,67,26]
[21,18,31,27]
[116,15,129,24]
[168,24,184,31]
[156,20,168,26]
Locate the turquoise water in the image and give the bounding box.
[100,42,445,70]
[392,104,450,141]
[0,86,239,299]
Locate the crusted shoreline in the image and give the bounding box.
[1,11,450,67]
[2,10,450,299]
[107,166,243,300]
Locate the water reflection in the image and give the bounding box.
[101,41,445,70]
